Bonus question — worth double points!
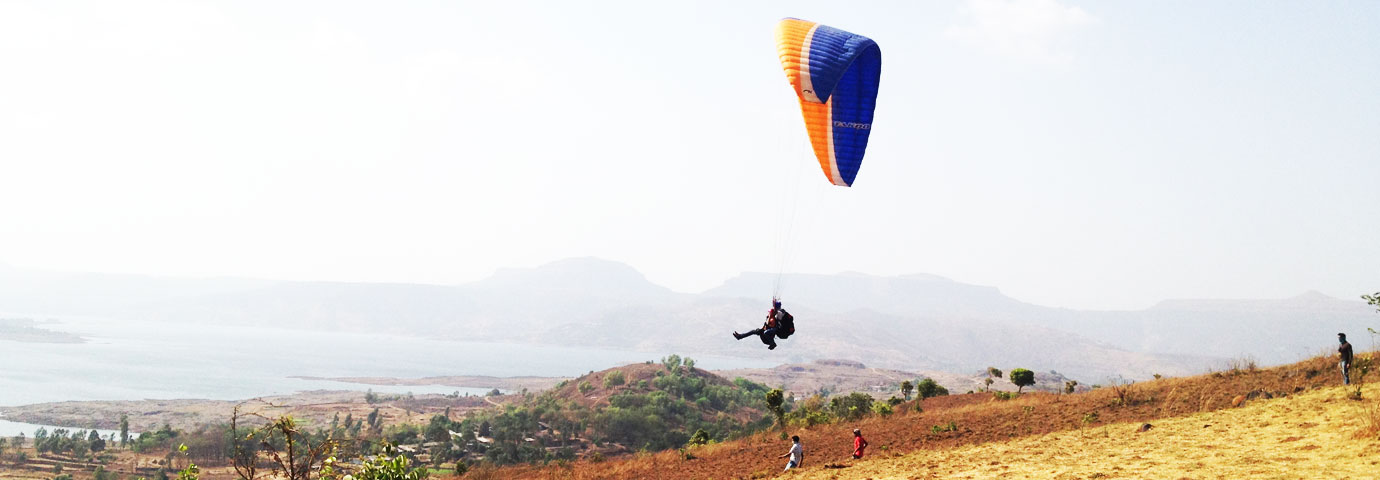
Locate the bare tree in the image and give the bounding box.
[232,404,338,480]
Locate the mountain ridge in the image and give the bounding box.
[1,258,1371,383]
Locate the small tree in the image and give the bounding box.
[1010,368,1035,393]
[687,429,710,446]
[119,414,130,447]
[765,389,786,429]
[987,367,1003,379]
[1064,380,1078,394]
[231,415,337,480]
[662,354,683,372]
[32,428,48,454]
[900,380,914,401]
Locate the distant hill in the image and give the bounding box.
[474,360,775,459]
[0,263,277,315]
[717,359,1079,400]
[1043,291,1377,365]
[1,258,1371,383]
[705,271,1047,320]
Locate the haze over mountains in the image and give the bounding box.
[1,258,1372,383]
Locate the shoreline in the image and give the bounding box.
[287,374,567,391]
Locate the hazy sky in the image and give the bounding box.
[1,1,1376,310]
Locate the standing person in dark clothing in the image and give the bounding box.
[851,428,868,459]
[1339,332,1354,385]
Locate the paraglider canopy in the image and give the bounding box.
[774,18,882,187]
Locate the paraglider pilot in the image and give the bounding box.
[733,298,792,350]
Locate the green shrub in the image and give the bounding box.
[916,378,948,399]
[828,393,874,421]
[351,445,429,480]
[871,402,893,417]
[687,429,710,446]
[603,371,626,388]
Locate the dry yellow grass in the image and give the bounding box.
[793,383,1380,480]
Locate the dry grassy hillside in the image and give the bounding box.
[793,382,1379,479]
[487,352,1379,479]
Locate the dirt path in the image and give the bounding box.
[868,368,898,382]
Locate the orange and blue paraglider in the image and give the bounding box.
[774,18,881,187]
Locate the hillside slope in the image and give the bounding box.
[794,382,1379,479]
[500,352,1379,479]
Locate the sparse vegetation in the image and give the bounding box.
[929,421,958,434]
[1227,356,1259,374]
[1108,379,1140,407]
[1349,354,1373,400]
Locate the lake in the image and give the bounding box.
[0,315,775,413]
